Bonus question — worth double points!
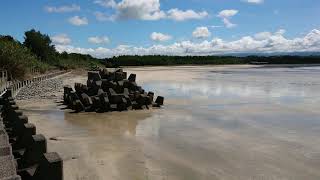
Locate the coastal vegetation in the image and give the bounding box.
[0,29,103,80]
[108,55,320,66]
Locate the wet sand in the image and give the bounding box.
[18,65,320,180]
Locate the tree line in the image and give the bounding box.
[0,29,103,80]
[107,55,320,67]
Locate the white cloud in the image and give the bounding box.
[88,36,110,44]
[45,4,80,13]
[68,16,88,26]
[94,0,208,21]
[167,9,208,21]
[218,9,238,28]
[210,25,223,28]
[275,29,286,35]
[51,34,71,45]
[115,0,166,20]
[244,0,264,4]
[94,0,117,8]
[254,31,272,40]
[223,18,237,28]
[150,32,172,42]
[55,29,320,58]
[218,9,238,18]
[192,27,211,39]
[94,12,111,21]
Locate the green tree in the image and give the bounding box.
[0,37,42,80]
[23,29,56,63]
[0,35,15,42]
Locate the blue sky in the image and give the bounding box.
[1,0,320,57]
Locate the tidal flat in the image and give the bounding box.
[18,65,320,180]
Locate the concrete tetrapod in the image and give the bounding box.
[63,68,164,113]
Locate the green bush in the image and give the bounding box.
[0,37,49,80]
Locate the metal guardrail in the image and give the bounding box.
[0,71,69,98]
[0,70,9,96]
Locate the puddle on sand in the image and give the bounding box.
[19,65,320,180]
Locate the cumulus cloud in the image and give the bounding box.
[244,0,264,4]
[218,9,238,28]
[114,0,166,20]
[218,9,238,18]
[94,0,208,21]
[275,29,286,35]
[254,31,272,40]
[51,34,71,45]
[192,27,211,39]
[167,9,208,21]
[88,36,110,44]
[68,16,88,26]
[45,4,80,13]
[150,32,172,42]
[55,29,320,58]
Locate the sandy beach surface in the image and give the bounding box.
[17,65,320,180]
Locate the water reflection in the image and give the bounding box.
[142,67,320,102]
[64,111,152,136]
[22,65,320,180]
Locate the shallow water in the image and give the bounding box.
[20,65,320,180]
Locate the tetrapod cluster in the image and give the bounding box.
[63,69,164,112]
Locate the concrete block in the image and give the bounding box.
[33,152,63,180]
[148,91,154,102]
[128,74,136,82]
[97,89,105,96]
[80,93,93,107]
[92,96,102,112]
[13,123,36,150]
[110,104,117,111]
[108,88,123,104]
[101,80,114,91]
[64,68,164,113]
[131,101,142,110]
[87,79,94,87]
[12,115,29,139]
[88,71,101,81]
[115,72,125,81]
[155,96,164,106]
[99,94,110,112]
[95,80,102,87]
[20,134,47,167]
[115,69,123,73]
[74,100,85,112]
[99,69,109,79]
[117,102,127,111]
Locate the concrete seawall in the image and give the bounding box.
[0,71,67,180]
[0,71,69,98]
[0,91,63,180]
